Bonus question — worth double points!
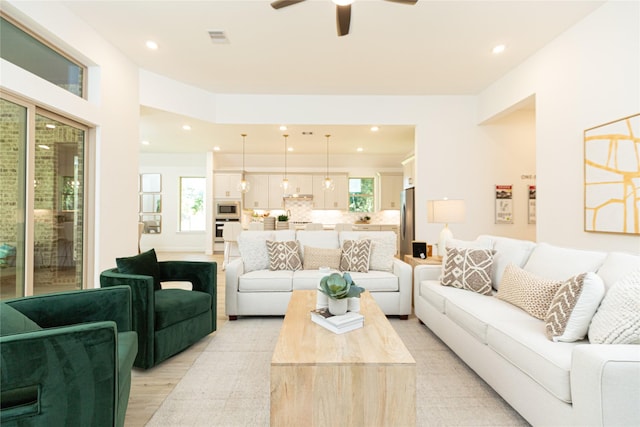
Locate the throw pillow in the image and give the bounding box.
[544,272,605,342]
[0,303,42,336]
[588,268,640,344]
[497,264,563,320]
[238,231,274,272]
[116,248,162,290]
[440,247,494,295]
[340,239,372,273]
[303,246,342,270]
[266,240,302,271]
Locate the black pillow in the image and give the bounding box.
[116,248,162,290]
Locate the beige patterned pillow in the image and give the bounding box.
[544,272,605,342]
[340,240,372,273]
[588,268,640,344]
[266,240,302,271]
[303,246,342,270]
[497,264,563,320]
[440,247,494,295]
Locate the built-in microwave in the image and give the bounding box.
[216,201,241,219]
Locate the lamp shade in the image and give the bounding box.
[427,199,465,224]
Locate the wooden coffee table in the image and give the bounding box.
[270,290,416,426]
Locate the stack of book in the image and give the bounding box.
[310,308,364,334]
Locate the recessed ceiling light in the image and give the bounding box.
[213,146,221,151]
[357,147,363,152]
[182,124,191,131]
[492,44,506,54]
[288,147,293,152]
[38,144,50,150]
[145,40,158,50]
[45,123,56,129]
[280,125,287,131]
[370,126,379,132]
[141,140,150,145]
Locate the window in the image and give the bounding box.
[348,177,374,213]
[180,177,206,232]
[0,15,85,98]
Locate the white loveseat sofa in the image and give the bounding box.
[225,229,412,319]
[414,235,640,426]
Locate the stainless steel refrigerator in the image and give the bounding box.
[400,187,415,258]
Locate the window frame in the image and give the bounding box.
[179,176,206,232]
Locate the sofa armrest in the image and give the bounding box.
[224,258,244,317]
[571,344,640,426]
[414,264,442,283]
[100,269,155,369]
[0,322,118,426]
[5,286,132,332]
[392,258,413,315]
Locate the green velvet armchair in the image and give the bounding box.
[100,250,217,370]
[0,286,137,427]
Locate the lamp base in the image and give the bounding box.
[438,225,453,257]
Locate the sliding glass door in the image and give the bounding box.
[0,96,87,298]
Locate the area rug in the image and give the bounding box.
[147,317,529,426]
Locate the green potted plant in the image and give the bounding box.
[319,272,365,315]
[276,214,289,230]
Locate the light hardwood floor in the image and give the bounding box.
[125,252,228,427]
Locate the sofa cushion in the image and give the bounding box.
[523,242,606,280]
[589,268,640,344]
[596,252,640,290]
[239,269,293,292]
[292,270,337,290]
[487,319,578,403]
[340,239,371,273]
[116,248,162,290]
[154,289,211,330]
[297,231,340,258]
[340,231,396,271]
[544,272,605,342]
[266,240,302,271]
[0,303,42,336]
[303,246,341,270]
[497,264,563,320]
[478,235,536,289]
[441,247,494,295]
[344,270,398,292]
[238,231,274,272]
[419,280,447,313]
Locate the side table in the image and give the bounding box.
[404,255,442,307]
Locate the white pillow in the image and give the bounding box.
[341,231,396,271]
[588,268,640,344]
[238,231,275,272]
[544,272,605,342]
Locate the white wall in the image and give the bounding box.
[139,153,207,252]
[2,1,140,287]
[479,0,640,253]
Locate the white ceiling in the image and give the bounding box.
[59,0,603,155]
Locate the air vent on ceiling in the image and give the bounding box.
[207,30,229,44]
[302,131,313,135]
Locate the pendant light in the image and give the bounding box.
[323,134,335,191]
[280,134,290,192]
[237,133,250,194]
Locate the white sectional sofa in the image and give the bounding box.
[414,235,640,426]
[225,229,412,319]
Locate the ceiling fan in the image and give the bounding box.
[271,0,418,37]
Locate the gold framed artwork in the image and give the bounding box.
[584,113,640,235]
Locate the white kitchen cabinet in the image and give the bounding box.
[268,174,286,209]
[401,156,415,189]
[378,173,403,210]
[243,174,269,209]
[286,174,313,195]
[214,172,242,199]
[316,174,348,210]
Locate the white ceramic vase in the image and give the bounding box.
[328,298,348,316]
[347,297,360,313]
[316,290,328,309]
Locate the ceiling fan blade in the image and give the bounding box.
[384,0,418,4]
[271,0,306,10]
[336,4,351,37]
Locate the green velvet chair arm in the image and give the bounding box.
[1,322,118,427]
[4,286,133,332]
[158,261,217,331]
[100,269,155,369]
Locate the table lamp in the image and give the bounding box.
[427,199,466,256]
